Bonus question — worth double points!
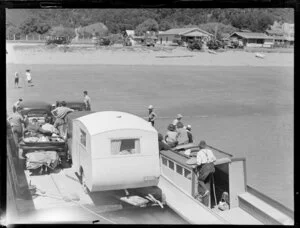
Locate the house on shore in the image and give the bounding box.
[227,32,274,48]
[157,28,214,45]
[125,30,158,45]
[266,22,294,47]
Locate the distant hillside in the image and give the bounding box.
[6,8,294,34]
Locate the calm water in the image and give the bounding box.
[7,64,294,215]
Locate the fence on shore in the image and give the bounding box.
[6,34,94,44]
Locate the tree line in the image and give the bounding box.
[6,8,294,39]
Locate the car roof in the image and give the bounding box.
[21,101,52,109]
[65,101,85,105]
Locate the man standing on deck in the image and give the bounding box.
[7,106,28,146]
[186,125,193,143]
[148,105,157,127]
[83,91,91,111]
[173,114,183,127]
[194,140,216,201]
[51,101,74,137]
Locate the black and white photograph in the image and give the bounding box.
[4,6,294,225]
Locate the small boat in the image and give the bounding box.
[158,143,294,225]
[255,53,265,59]
[208,49,217,54]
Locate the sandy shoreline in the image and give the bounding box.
[6,43,294,67]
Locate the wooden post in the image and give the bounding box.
[13,34,15,40]
[26,35,28,40]
[39,35,41,40]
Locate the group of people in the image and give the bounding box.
[14,69,33,88]
[148,105,216,201]
[8,89,92,146]
[156,113,193,151]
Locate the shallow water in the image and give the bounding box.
[7,64,294,213]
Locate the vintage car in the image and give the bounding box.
[19,100,85,160]
[142,38,156,47]
[20,101,53,124]
[45,36,71,45]
[63,101,86,111]
[19,101,66,157]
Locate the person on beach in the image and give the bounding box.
[165,124,178,148]
[26,69,33,86]
[173,114,183,128]
[194,140,216,201]
[186,125,193,143]
[13,98,23,113]
[83,91,91,111]
[14,72,20,88]
[148,105,157,127]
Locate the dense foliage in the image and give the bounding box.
[49,26,76,38]
[135,19,159,36]
[6,8,294,37]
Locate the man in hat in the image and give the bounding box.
[176,122,189,145]
[186,125,193,143]
[194,140,216,201]
[165,124,178,147]
[51,101,74,136]
[13,98,23,113]
[148,105,157,126]
[172,114,183,127]
[83,91,91,111]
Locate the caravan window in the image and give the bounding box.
[111,139,140,155]
[168,160,174,170]
[184,169,192,180]
[176,164,183,175]
[162,157,168,166]
[80,129,86,147]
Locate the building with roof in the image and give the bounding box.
[157,27,213,45]
[266,22,294,47]
[228,32,274,48]
[125,30,135,37]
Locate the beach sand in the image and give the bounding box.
[6,43,293,67]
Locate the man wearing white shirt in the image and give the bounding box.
[195,140,216,200]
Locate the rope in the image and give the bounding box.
[211,174,217,207]
[50,172,117,224]
[142,115,210,120]
[67,198,117,224]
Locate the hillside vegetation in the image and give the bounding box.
[6,8,294,38]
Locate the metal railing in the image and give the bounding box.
[6,34,95,44]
